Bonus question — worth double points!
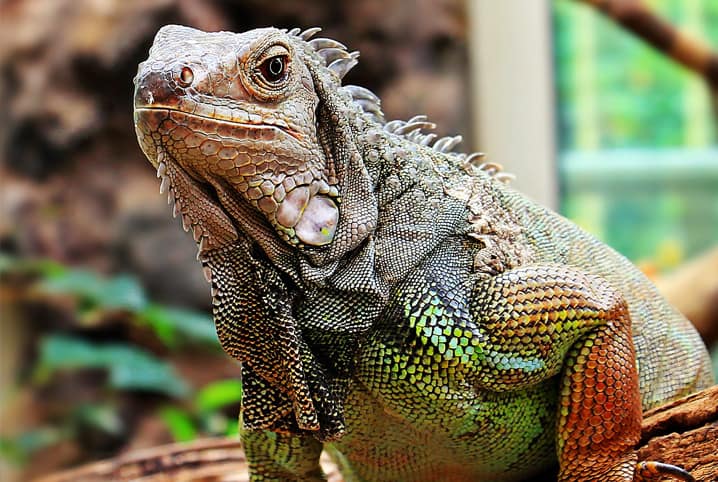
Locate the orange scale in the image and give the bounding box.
[587,415,603,427]
[577,435,592,448]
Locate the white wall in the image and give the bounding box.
[467,0,558,208]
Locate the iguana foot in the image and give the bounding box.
[560,457,696,482]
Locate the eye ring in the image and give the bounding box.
[178,66,194,87]
[244,42,293,99]
[258,55,288,84]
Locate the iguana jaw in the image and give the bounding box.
[133,103,340,250]
[145,144,240,259]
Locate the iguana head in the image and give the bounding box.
[134,25,377,263]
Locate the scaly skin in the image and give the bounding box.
[133,25,714,481]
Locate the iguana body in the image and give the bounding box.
[133,25,714,481]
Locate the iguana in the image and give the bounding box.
[133,25,714,482]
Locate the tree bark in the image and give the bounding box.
[576,0,718,91]
[638,385,718,481]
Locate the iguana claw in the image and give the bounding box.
[635,461,695,482]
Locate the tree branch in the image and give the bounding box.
[577,0,718,91]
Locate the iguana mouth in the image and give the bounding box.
[135,106,304,142]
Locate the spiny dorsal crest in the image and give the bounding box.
[286,27,514,184]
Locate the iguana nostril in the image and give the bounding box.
[178,66,194,87]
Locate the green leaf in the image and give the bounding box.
[72,403,123,436]
[102,275,148,311]
[136,304,178,347]
[200,412,230,436]
[40,269,102,300]
[225,418,239,437]
[0,254,66,278]
[195,379,242,413]
[139,305,219,348]
[40,269,147,312]
[159,407,197,442]
[38,335,189,397]
[0,427,64,465]
[39,334,104,369]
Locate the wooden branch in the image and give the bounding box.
[34,438,249,482]
[36,386,718,482]
[576,0,718,91]
[638,384,718,481]
[655,247,718,348]
[34,437,342,482]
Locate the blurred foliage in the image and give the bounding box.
[40,271,147,313]
[554,0,717,150]
[139,305,220,349]
[559,150,718,266]
[553,0,718,267]
[196,380,244,414]
[35,335,189,397]
[0,254,219,349]
[0,428,64,465]
[160,379,243,443]
[0,255,241,466]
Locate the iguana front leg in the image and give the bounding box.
[472,265,688,481]
[374,246,691,480]
[241,427,324,481]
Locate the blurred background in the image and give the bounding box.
[0,0,716,480]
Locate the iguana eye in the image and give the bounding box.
[178,66,194,87]
[259,55,288,83]
[246,43,292,98]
